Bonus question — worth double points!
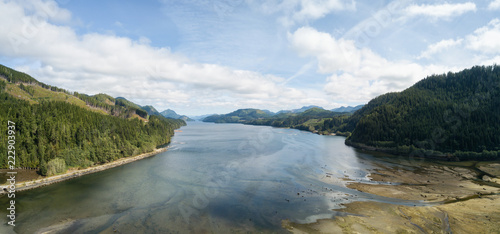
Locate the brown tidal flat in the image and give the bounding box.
[283,162,500,233]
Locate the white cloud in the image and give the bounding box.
[289,27,362,73]
[489,0,500,10]
[466,19,500,54]
[4,0,498,115]
[323,62,452,103]
[289,26,453,102]
[18,0,72,24]
[417,18,500,67]
[114,21,123,28]
[418,38,463,59]
[0,0,330,115]
[403,2,476,20]
[292,0,355,22]
[255,0,355,27]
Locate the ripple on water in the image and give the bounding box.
[2,122,443,233]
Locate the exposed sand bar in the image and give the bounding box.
[283,162,500,233]
[0,147,168,194]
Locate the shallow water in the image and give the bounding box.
[1,122,433,233]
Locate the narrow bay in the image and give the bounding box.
[1,122,433,233]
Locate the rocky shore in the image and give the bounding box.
[283,161,500,233]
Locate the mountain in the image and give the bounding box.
[203,107,349,135]
[160,109,181,118]
[331,105,364,113]
[115,97,142,109]
[141,105,161,116]
[200,65,500,161]
[346,65,500,161]
[247,107,349,134]
[0,63,152,121]
[0,64,185,173]
[160,109,194,121]
[261,109,275,115]
[277,105,323,114]
[202,106,343,123]
[190,114,217,121]
[298,107,336,117]
[203,108,274,123]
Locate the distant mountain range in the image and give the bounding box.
[190,114,217,121]
[201,65,500,161]
[160,109,194,121]
[331,105,364,113]
[202,107,350,135]
[202,108,273,123]
[202,105,363,123]
[4,62,497,162]
[141,105,162,116]
[135,105,193,122]
[276,105,324,114]
[277,104,364,114]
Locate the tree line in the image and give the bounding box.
[246,108,352,135]
[346,65,500,160]
[0,73,185,175]
[204,65,500,161]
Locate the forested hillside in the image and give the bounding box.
[0,65,185,174]
[203,65,500,161]
[346,65,500,160]
[203,108,274,123]
[160,109,194,121]
[331,105,364,113]
[247,107,351,135]
[142,105,162,116]
[204,107,353,135]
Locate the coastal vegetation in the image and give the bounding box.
[202,108,274,123]
[160,109,194,121]
[202,107,355,135]
[0,64,185,175]
[246,108,352,135]
[346,65,500,160]
[204,65,500,160]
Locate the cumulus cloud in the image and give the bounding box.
[418,39,463,59]
[292,0,355,22]
[418,18,500,66]
[289,26,452,102]
[402,2,476,20]
[466,19,500,54]
[489,0,500,10]
[291,20,500,102]
[288,27,362,73]
[0,0,329,114]
[255,0,355,27]
[3,0,497,115]
[323,62,449,103]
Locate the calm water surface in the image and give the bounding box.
[1,122,430,233]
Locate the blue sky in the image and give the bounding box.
[1,0,500,115]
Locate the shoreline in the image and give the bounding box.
[344,139,459,161]
[283,161,500,233]
[345,139,500,162]
[0,147,168,194]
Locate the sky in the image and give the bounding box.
[1,0,500,116]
